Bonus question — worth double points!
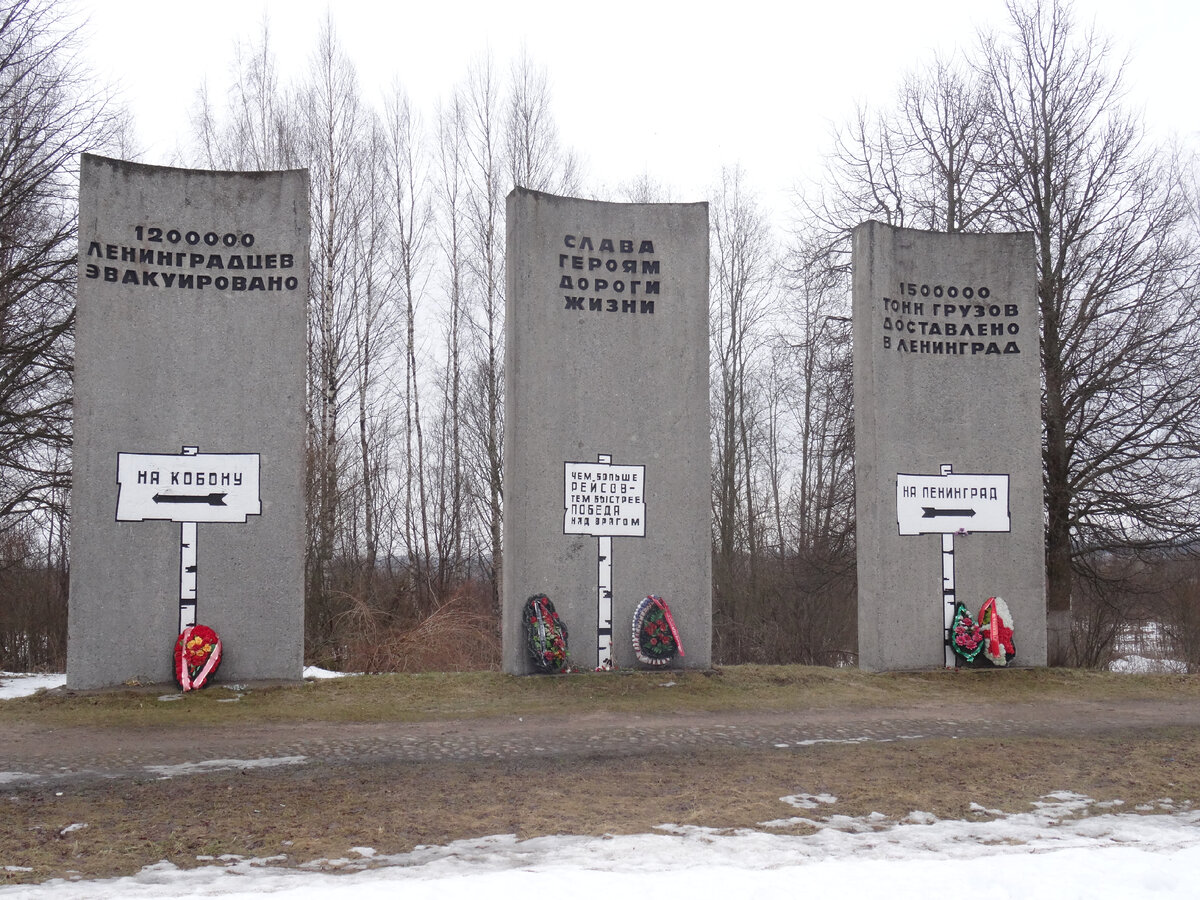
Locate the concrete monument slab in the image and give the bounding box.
[853,222,1046,670]
[503,188,711,673]
[68,155,308,688]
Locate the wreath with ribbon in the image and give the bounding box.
[174,624,222,691]
[979,596,1016,666]
[631,595,685,667]
[524,594,569,673]
[950,596,1015,667]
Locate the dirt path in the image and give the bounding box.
[6,695,1200,787]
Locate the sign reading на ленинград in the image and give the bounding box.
[896,472,1010,535]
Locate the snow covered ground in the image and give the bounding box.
[2,796,1199,898]
[4,666,1199,897]
[0,673,66,701]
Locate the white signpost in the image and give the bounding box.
[896,465,1011,666]
[117,447,261,632]
[564,455,646,668]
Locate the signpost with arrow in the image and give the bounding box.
[117,446,261,632]
[896,465,1010,666]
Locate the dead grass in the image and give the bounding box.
[5,665,1200,729]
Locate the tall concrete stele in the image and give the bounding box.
[853,222,1047,670]
[504,188,711,673]
[68,155,308,688]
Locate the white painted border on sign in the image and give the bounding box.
[117,450,261,523]
[896,471,1010,536]
[563,459,646,538]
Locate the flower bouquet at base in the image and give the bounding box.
[524,594,569,673]
[631,595,685,667]
[950,596,1015,667]
[174,624,223,691]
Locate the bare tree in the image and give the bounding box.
[430,91,470,594]
[301,17,378,651]
[616,171,674,204]
[191,18,297,171]
[779,230,856,558]
[981,0,1200,662]
[709,166,775,659]
[343,118,396,606]
[458,54,507,618]
[384,84,438,614]
[803,104,909,270]
[806,0,1200,664]
[505,48,581,194]
[0,0,121,536]
[805,52,1004,268]
[899,55,1010,233]
[775,228,858,663]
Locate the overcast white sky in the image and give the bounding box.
[76,0,1199,224]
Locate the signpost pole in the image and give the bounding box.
[115,444,263,636]
[562,453,645,671]
[180,521,197,632]
[597,534,613,668]
[178,446,200,633]
[940,464,956,667]
[596,454,614,669]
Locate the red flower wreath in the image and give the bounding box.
[174,624,222,691]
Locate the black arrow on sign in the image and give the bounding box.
[153,492,228,506]
[922,506,975,518]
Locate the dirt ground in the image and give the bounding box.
[4,671,1200,884]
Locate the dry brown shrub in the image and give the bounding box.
[0,529,67,672]
[339,592,501,673]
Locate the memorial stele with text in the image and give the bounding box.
[68,155,308,688]
[503,188,711,673]
[853,222,1047,670]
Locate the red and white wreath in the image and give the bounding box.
[174,624,222,691]
[978,596,1016,667]
[950,596,1015,667]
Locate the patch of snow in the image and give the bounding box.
[0,772,40,785]
[0,672,65,700]
[144,756,307,778]
[1109,655,1187,674]
[0,669,362,699]
[792,736,871,747]
[303,666,354,679]
[902,811,938,825]
[780,793,837,809]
